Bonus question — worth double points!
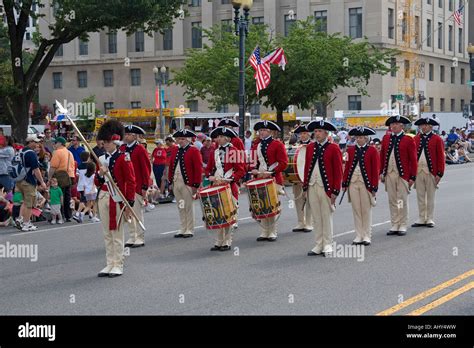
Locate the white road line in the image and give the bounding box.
[333,220,390,238]
[160,217,254,234]
[5,221,101,237]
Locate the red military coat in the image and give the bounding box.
[168,144,203,188]
[96,150,136,230]
[380,133,418,182]
[414,132,445,178]
[249,137,288,185]
[205,144,246,199]
[121,142,151,195]
[231,137,245,152]
[303,141,343,197]
[342,145,380,193]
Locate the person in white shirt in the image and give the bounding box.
[208,118,214,131]
[244,130,252,153]
[337,128,349,151]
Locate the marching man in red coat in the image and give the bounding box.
[168,129,203,238]
[121,125,151,248]
[218,119,245,152]
[250,120,288,242]
[342,127,379,246]
[412,117,445,228]
[303,120,342,256]
[205,127,246,251]
[380,115,418,236]
[96,120,136,278]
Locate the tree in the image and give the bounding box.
[173,23,275,111]
[1,0,184,142]
[173,19,398,138]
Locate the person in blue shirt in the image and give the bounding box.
[68,135,85,165]
[446,129,459,147]
[15,135,47,232]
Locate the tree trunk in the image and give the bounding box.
[276,108,284,141]
[11,94,29,143]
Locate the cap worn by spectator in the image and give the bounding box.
[54,137,67,145]
[26,135,41,143]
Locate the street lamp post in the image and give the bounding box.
[468,44,474,118]
[232,0,253,140]
[153,65,167,139]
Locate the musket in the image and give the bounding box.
[55,101,146,231]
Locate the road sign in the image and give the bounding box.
[395,94,404,101]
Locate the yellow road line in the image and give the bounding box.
[408,281,474,316]
[377,269,474,316]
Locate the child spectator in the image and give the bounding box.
[48,177,64,224]
[0,185,12,227]
[73,151,90,223]
[12,186,22,222]
[74,161,99,223]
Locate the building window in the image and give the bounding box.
[440,98,445,112]
[437,22,442,49]
[25,32,31,40]
[130,69,141,86]
[77,71,87,88]
[131,101,141,109]
[104,102,114,114]
[249,103,260,115]
[402,12,407,42]
[217,105,229,113]
[163,28,173,50]
[189,0,201,6]
[315,10,328,33]
[103,70,114,87]
[438,0,442,7]
[221,19,233,33]
[79,40,88,55]
[458,28,463,53]
[429,97,434,110]
[55,44,63,57]
[388,8,394,39]
[221,0,231,4]
[440,65,445,82]
[252,16,264,25]
[448,25,453,51]
[460,69,465,84]
[192,22,202,48]
[461,99,465,111]
[449,0,454,11]
[348,95,362,110]
[108,31,117,54]
[426,19,432,47]
[451,67,455,84]
[390,58,397,77]
[427,0,431,4]
[415,16,420,46]
[450,99,455,112]
[404,60,410,79]
[429,63,434,81]
[53,72,62,89]
[187,100,198,112]
[135,31,144,52]
[349,8,363,39]
[284,14,296,36]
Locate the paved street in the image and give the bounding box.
[0,163,472,315]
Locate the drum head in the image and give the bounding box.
[295,146,307,182]
[198,185,228,194]
[247,178,274,187]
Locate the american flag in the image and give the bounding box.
[249,46,271,95]
[453,3,464,26]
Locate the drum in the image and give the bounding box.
[283,146,306,185]
[197,184,237,230]
[245,178,280,220]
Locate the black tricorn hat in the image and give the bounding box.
[348,126,376,136]
[294,124,310,134]
[210,127,238,139]
[385,115,411,126]
[97,120,124,141]
[124,124,146,135]
[219,119,239,127]
[254,120,281,132]
[414,117,440,126]
[372,138,381,145]
[307,119,337,132]
[172,129,197,138]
